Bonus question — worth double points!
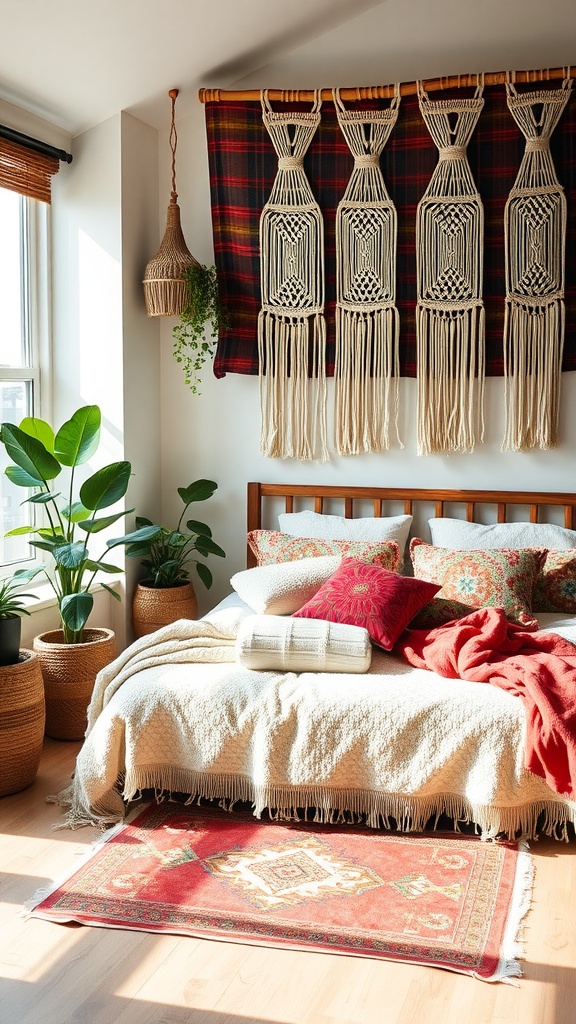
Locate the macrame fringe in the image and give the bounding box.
[334,306,401,453]
[417,304,485,455]
[50,767,576,842]
[258,310,327,460]
[502,298,565,450]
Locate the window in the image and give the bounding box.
[0,185,50,570]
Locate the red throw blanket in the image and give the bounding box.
[396,607,576,801]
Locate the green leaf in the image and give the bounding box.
[54,406,101,467]
[135,516,154,529]
[194,535,226,558]
[80,461,131,511]
[84,559,122,574]
[19,417,55,453]
[61,501,92,523]
[4,525,35,537]
[60,592,93,633]
[106,524,161,549]
[26,491,61,504]
[53,541,88,569]
[6,464,46,488]
[31,537,65,553]
[1,423,61,484]
[13,566,46,582]
[78,508,134,534]
[195,562,213,590]
[186,519,212,538]
[178,480,217,505]
[101,583,121,602]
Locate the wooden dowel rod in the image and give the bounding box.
[199,66,574,104]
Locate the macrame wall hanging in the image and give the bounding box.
[416,79,485,455]
[502,74,573,451]
[258,90,327,461]
[332,86,402,455]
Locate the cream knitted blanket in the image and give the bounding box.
[56,605,576,838]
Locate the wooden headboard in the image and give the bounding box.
[246,482,576,568]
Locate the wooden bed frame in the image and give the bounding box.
[247,482,576,568]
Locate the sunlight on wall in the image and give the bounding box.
[78,227,123,465]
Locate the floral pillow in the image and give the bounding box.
[409,539,547,627]
[247,530,401,573]
[533,550,576,614]
[292,558,440,650]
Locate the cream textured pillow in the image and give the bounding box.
[429,517,576,551]
[236,614,372,673]
[230,555,341,615]
[278,510,412,555]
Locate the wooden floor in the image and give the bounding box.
[2,740,576,1024]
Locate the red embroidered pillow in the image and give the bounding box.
[292,558,440,650]
[247,530,401,573]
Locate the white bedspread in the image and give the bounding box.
[58,604,576,838]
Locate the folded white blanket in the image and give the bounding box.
[236,615,372,673]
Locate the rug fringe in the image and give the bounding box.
[475,840,535,984]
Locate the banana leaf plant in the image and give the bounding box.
[125,478,225,589]
[0,405,160,644]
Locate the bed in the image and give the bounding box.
[59,483,576,841]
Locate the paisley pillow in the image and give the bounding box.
[410,539,546,627]
[247,530,401,573]
[533,550,576,613]
[409,598,477,629]
[292,558,440,650]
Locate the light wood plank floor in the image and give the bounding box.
[1,739,576,1024]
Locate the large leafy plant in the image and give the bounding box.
[1,406,157,643]
[126,479,225,589]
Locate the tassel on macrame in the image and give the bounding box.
[332,86,402,455]
[416,78,486,455]
[258,90,327,461]
[502,73,572,451]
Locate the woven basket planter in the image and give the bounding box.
[133,581,198,638]
[33,628,117,741]
[0,650,45,797]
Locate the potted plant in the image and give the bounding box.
[0,575,38,667]
[126,479,226,637]
[0,405,156,738]
[172,264,229,394]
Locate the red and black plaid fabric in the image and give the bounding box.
[206,84,575,379]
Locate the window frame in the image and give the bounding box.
[0,189,52,575]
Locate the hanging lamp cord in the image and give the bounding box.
[169,88,179,202]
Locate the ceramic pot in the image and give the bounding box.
[0,649,45,796]
[132,581,198,638]
[33,628,117,740]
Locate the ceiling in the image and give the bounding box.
[0,0,574,137]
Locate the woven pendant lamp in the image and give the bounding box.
[143,88,199,317]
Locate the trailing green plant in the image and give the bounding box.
[126,479,225,589]
[172,264,229,394]
[0,405,157,644]
[0,576,38,619]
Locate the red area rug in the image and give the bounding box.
[28,803,533,981]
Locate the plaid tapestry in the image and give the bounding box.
[205,83,575,379]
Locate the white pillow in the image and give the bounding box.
[236,614,372,673]
[278,510,412,555]
[230,555,341,615]
[429,517,576,550]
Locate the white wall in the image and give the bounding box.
[35,111,161,647]
[158,41,576,615]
